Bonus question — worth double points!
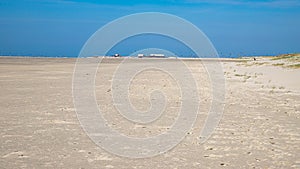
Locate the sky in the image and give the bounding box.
[0,0,299,57]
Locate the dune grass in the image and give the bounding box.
[272,63,285,66]
[271,53,300,62]
[287,64,300,69]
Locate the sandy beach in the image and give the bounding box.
[0,56,299,168]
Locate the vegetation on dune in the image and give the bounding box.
[272,63,285,66]
[271,53,300,61]
[287,64,300,69]
[269,53,300,69]
[238,61,267,67]
[253,62,267,65]
[234,74,244,77]
[235,54,299,69]
[234,73,251,82]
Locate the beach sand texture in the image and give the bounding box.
[0,56,299,168]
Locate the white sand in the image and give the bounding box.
[0,57,299,168]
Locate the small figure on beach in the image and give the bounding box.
[253,57,256,61]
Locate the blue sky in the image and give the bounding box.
[0,0,299,57]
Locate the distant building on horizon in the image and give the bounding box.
[137,54,144,58]
[138,54,166,58]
